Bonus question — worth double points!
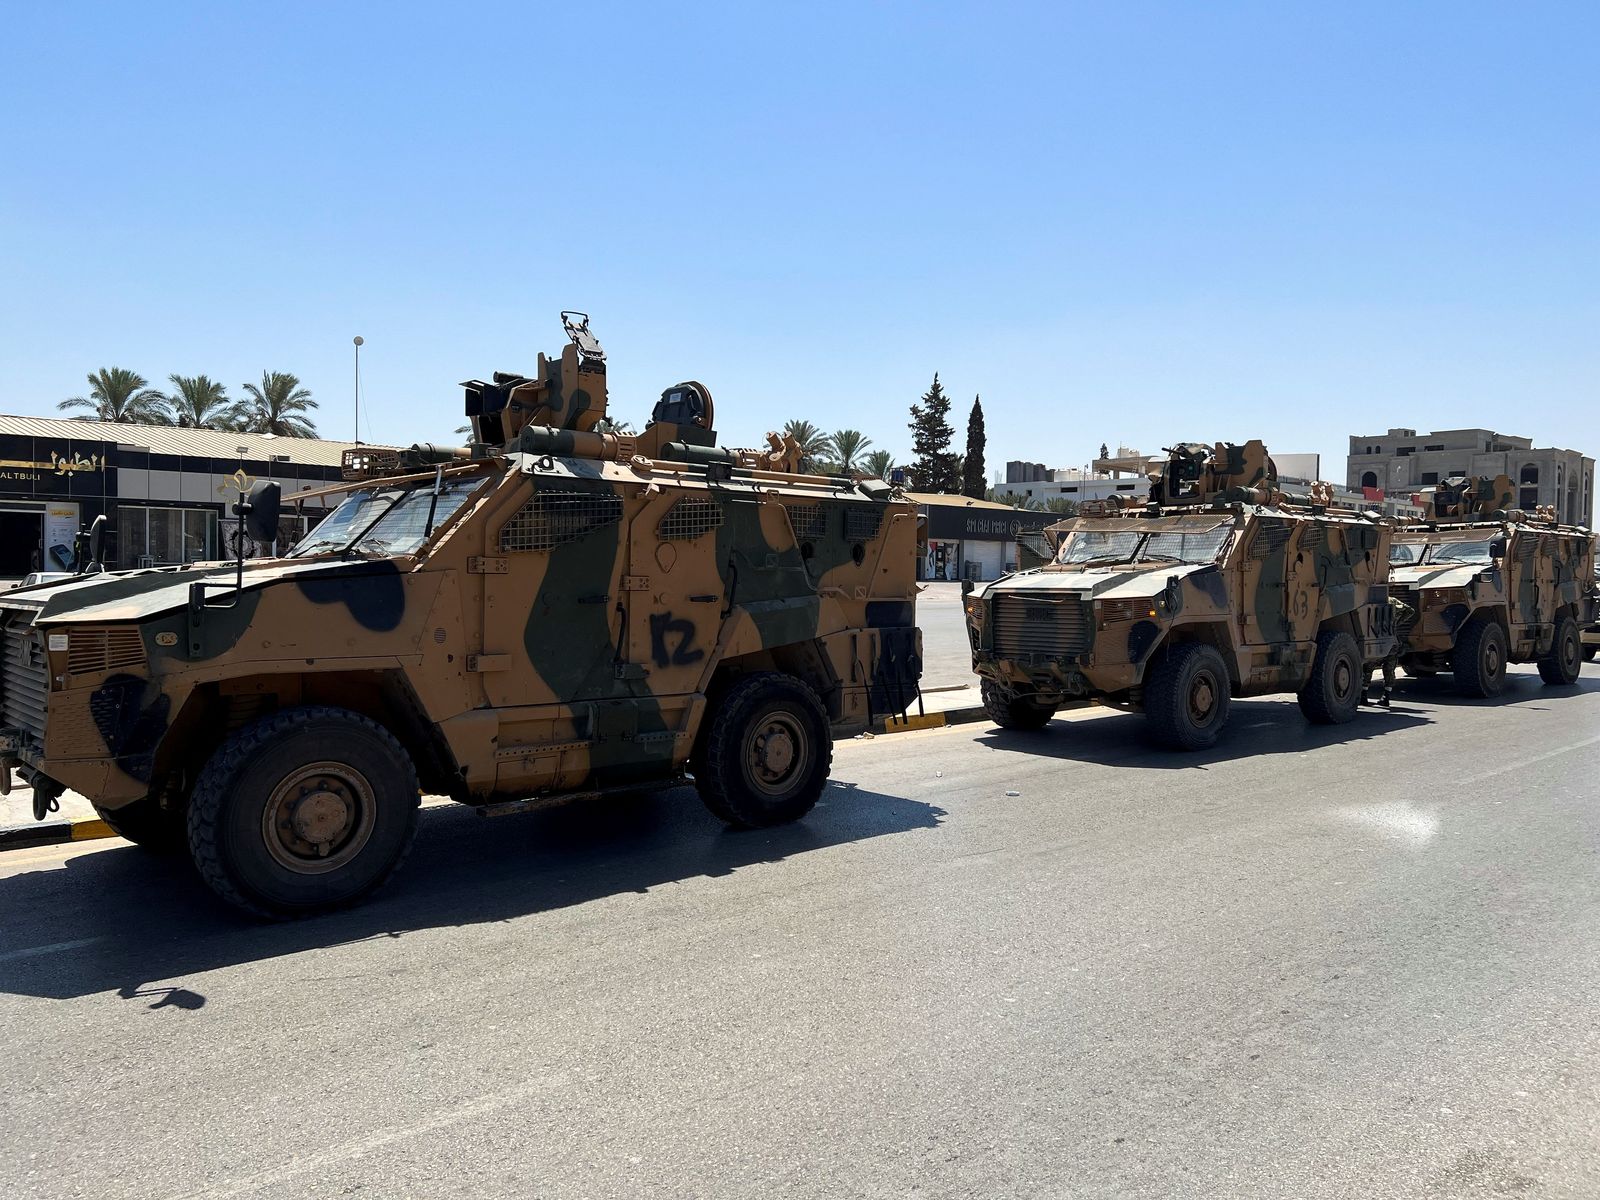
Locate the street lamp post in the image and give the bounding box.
[353,336,364,445]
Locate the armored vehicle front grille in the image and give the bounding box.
[658,497,724,541]
[787,505,828,540]
[991,594,1091,660]
[1,618,48,743]
[67,627,146,676]
[499,491,624,552]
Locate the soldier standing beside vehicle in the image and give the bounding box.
[1372,592,1416,707]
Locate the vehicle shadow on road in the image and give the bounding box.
[975,697,1433,771]
[1392,671,1600,708]
[0,781,942,1002]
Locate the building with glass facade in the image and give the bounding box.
[0,414,378,582]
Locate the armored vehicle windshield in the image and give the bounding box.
[289,476,485,558]
[1054,519,1231,567]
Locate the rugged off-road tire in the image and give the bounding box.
[1454,616,1508,698]
[1144,641,1231,751]
[695,672,832,829]
[980,679,1057,730]
[186,706,420,920]
[1297,629,1363,725]
[1537,615,1583,686]
[91,796,185,854]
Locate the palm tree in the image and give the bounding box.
[782,419,832,473]
[863,449,896,481]
[59,368,173,424]
[241,372,319,438]
[594,417,636,436]
[162,374,240,429]
[828,429,872,473]
[1045,497,1079,516]
[990,489,1044,510]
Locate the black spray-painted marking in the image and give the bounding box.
[88,673,172,783]
[649,613,705,668]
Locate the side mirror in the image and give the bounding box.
[1489,537,1506,561]
[239,481,281,546]
[85,514,107,575]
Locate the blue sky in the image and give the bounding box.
[2,2,1595,481]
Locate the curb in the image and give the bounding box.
[0,817,116,851]
[871,704,990,735]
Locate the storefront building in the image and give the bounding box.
[909,492,1057,582]
[0,414,375,582]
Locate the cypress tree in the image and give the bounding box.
[963,395,987,499]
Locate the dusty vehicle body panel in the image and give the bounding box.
[963,441,1395,742]
[0,318,921,861]
[1389,523,1596,669]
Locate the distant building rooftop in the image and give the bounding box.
[0,413,382,467]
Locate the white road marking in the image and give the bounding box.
[0,936,103,963]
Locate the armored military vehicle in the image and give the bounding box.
[1388,475,1594,696]
[964,441,1396,750]
[0,314,921,917]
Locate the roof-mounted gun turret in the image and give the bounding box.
[461,311,610,448]
[1148,440,1280,509]
[1418,474,1514,522]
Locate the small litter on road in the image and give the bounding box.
[1005,790,1020,797]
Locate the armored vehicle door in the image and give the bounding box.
[625,485,728,706]
[1239,516,1296,647]
[1284,521,1326,644]
[1508,530,1548,636]
[479,472,631,709]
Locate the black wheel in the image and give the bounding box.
[186,707,420,919]
[695,673,831,828]
[1454,617,1508,698]
[91,795,185,854]
[980,679,1057,730]
[1144,641,1231,751]
[1297,629,1363,725]
[1537,615,1582,685]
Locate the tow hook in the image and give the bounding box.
[0,760,10,796]
[21,769,64,822]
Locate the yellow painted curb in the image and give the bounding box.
[70,819,116,841]
[884,712,949,732]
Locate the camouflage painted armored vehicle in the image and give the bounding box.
[1388,475,1595,696]
[0,314,921,917]
[964,441,1397,750]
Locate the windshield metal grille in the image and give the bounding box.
[499,491,624,553]
[1,616,48,743]
[992,595,1091,660]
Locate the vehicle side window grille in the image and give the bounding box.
[846,508,883,541]
[788,505,828,539]
[1249,522,1291,559]
[658,496,724,541]
[499,491,623,552]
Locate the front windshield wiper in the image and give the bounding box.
[1073,552,1136,565]
[353,536,398,555]
[292,538,348,557]
[1140,551,1185,564]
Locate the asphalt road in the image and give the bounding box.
[3,665,1599,1199]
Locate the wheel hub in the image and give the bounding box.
[747,715,807,794]
[1334,660,1353,698]
[263,763,376,874]
[290,787,353,848]
[1190,675,1216,721]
